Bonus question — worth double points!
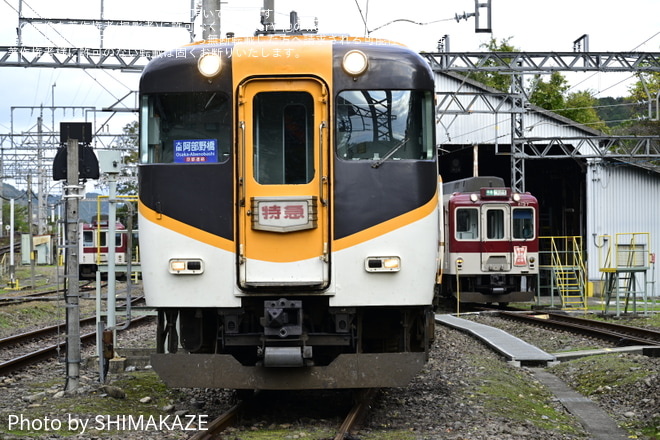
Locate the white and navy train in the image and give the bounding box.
[137,35,538,390]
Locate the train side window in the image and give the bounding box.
[335,90,434,162]
[513,208,534,239]
[486,209,505,239]
[455,208,478,240]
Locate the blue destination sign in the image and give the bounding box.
[174,139,218,163]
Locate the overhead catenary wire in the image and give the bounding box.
[566,31,660,97]
[15,0,135,107]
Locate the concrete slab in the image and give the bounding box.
[436,314,557,366]
[531,369,630,440]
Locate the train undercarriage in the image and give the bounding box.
[442,274,536,304]
[151,298,435,389]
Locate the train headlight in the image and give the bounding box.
[198,53,222,78]
[169,258,205,274]
[342,50,368,77]
[470,193,479,202]
[365,256,400,272]
[512,193,521,202]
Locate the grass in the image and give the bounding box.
[465,355,585,436]
[551,354,652,394]
[0,370,189,438]
[0,264,60,293]
[550,354,660,439]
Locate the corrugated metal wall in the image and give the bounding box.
[586,160,660,296]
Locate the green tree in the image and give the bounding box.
[528,72,569,110]
[2,199,29,234]
[561,91,609,132]
[468,37,518,92]
[116,120,139,196]
[528,72,608,132]
[115,120,139,232]
[92,121,139,234]
[466,38,608,131]
[595,96,634,129]
[625,72,660,135]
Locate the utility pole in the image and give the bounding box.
[27,173,35,290]
[202,0,221,40]
[9,199,15,287]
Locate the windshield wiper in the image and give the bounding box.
[371,137,408,168]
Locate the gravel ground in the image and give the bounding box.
[1,303,659,439]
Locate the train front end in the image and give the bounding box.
[442,177,539,304]
[138,37,440,389]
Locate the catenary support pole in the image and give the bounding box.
[64,138,82,392]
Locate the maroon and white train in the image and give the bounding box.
[79,219,128,279]
[439,176,539,304]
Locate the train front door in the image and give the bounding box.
[480,204,512,271]
[237,78,330,289]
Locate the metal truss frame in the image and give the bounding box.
[426,51,660,191]
[0,46,163,70]
[423,52,660,73]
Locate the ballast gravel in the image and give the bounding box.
[1,308,658,439]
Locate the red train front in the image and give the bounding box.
[440,177,538,304]
[79,219,127,279]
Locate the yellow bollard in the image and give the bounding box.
[455,258,463,317]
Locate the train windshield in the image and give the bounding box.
[82,231,123,248]
[335,90,434,162]
[456,208,479,240]
[513,208,535,239]
[140,92,231,164]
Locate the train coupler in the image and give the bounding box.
[261,346,314,367]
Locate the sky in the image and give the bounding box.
[0,0,658,188]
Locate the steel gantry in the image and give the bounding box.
[0,46,163,70]
[423,51,660,73]
[422,51,660,192]
[3,9,660,192]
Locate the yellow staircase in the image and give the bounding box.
[547,236,587,310]
[598,233,650,316]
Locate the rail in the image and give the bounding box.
[497,310,660,346]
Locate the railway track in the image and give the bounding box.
[333,388,378,440]
[0,281,107,306]
[0,297,150,375]
[187,392,255,440]
[0,315,151,376]
[0,323,99,375]
[187,388,377,439]
[496,310,660,346]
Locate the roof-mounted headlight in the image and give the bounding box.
[198,53,222,78]
[342,50,368,77]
